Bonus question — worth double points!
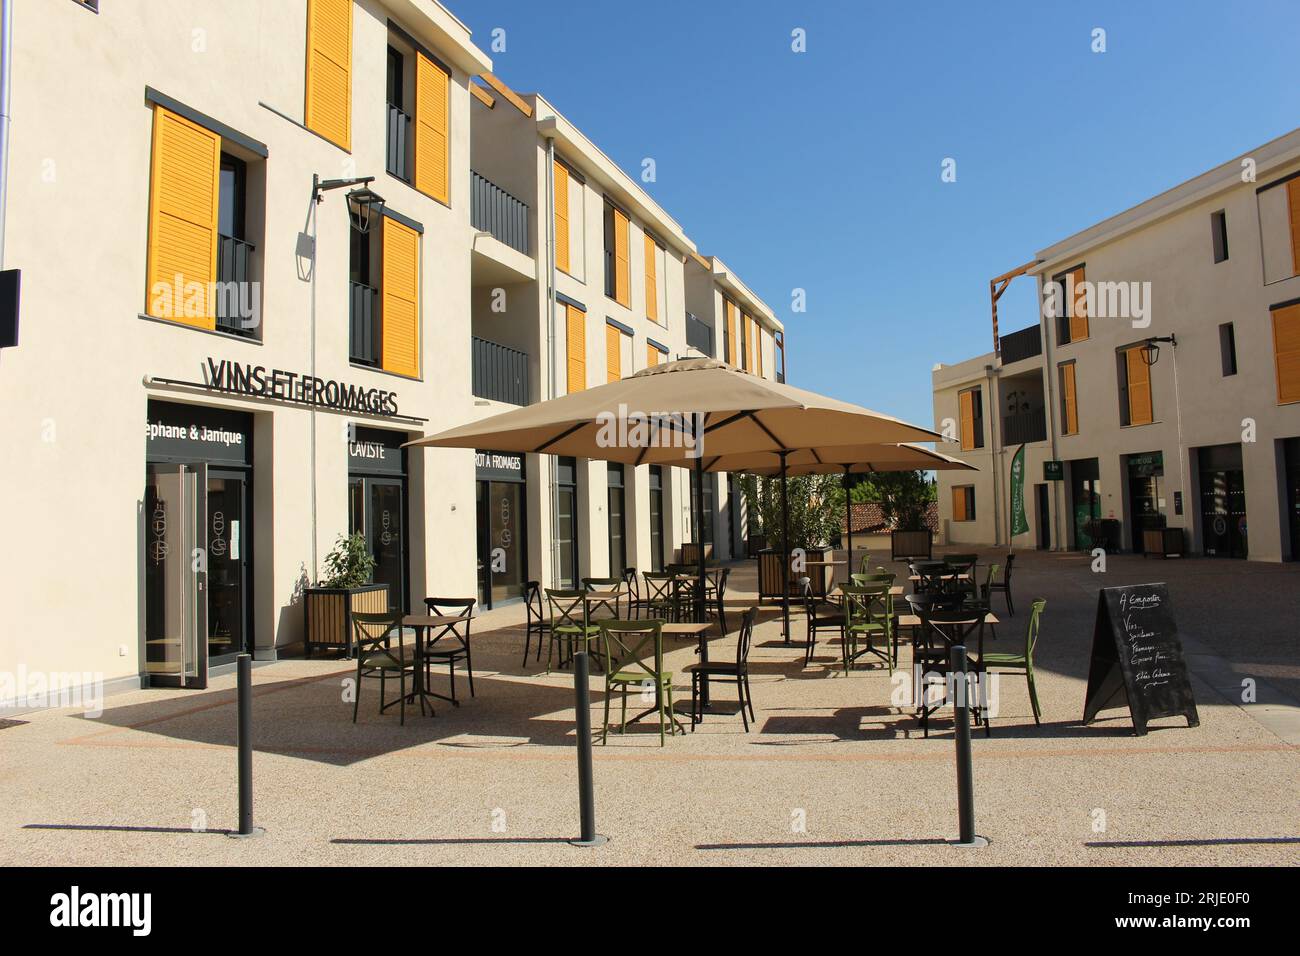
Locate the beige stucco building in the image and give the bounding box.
[0,0,781,708]
[933,127,1300,563]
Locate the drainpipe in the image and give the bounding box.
[1039,274,1063,550]
[543,132,559,586]
[0,0,13,269]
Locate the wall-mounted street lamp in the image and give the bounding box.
[1140,333,1177,367]
[312,175,385,233]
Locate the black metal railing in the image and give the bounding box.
[215,234,256,336]
[1003,409,1047,444]
[387,104,411,182]
[685,312,714,357]
[471,171,529,256]
[472,336,529,405]
[1000,324,1042,364]
[349,281,380,367]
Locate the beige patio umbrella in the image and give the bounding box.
[406,357,942,639]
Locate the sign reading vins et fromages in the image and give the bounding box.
[1082,583,1199,735]
[203,357,400,417]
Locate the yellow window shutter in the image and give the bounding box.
[414,52,449,204]
[614,207,630,306]
[644,234,658,321]
[304,0,352,150]
[1288,181,1300,276]
[145,105,220,330]
[566,304,586,393]
[725,301,737,365]
[1126,347,1152,425]
[381,217,420,377]
[646,344,660,367]
[1061,364,1078,435]
[959,390,975,450]
[1272,303,1300,404]
[606,324,621,382]
[554,161,570,274]
[1069,266,1089,341]
[756,327,764,376]
[952,487,967,522]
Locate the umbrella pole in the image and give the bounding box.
[780,451,791,644]
[844,465,853,585]
[694,451,706,624]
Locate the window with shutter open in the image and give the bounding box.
[613,207,630,306]
[952,486,968,522]
[305,0,352,151]
[380,216,420,378]
[1059,362,1079,435]
[644,233,658,322]
[606,324,621,382]
[1068,265,1089,342]
[414,52,449,204]
[1289,181,1300,277]
[724,300,737,365]
[146,105,221,330]
[554,161,570,274]
[1272,302,1300,405]
[959,389,977,450]
[646,344,659,367]
[566,304,586,393]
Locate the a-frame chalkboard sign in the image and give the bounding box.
[1082,583,1199,735]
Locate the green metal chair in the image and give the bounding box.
[840,583,894,673]
[598,619,683,746]
[980,598,1045,731]
[545,589,601,673]
[350,611,418,725]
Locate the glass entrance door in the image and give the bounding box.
[482,480,525,607]
[1200,468,1248,558]
[145,463,208,688]
[350,476,407,612]
[206,470,249,665]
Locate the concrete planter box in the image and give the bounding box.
[757,546,828,599]
[1142,527,1185,558]
[303,584,390,658]
[680,542,714,565]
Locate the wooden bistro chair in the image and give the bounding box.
[598,619,684,746]
[350,611,418,725]
[522,581,550,667]
[980,598,1046,733]
[546,588,602,672]
[421,597,476,705]
[801,576,845,667]
[686,606,758,732]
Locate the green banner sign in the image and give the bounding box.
[1010,444,1029,537]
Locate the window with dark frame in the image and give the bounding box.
[602,202,616,299]
[215,152,255,338]
[349,224,380,367]
[1052,269,1072,345]
[1211,210,1229,263]
[1219,322,1237,376]
[385,44,412,183]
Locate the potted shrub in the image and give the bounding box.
[741,474,840,598]
[302,532,389,658]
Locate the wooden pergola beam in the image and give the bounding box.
[990,259,1038,356]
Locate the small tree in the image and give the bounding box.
[740,473,842,551]
[317,532,376,588]
[846,471,935,530]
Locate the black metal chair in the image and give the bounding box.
[522,581,549,667]
[801,576,845,666]
[421,597,476,705]
[986,553,1015,615]
[943,553,979,603]
[916,607,986,737]
[686,606,757,732]
[622,567,642,619]
[641,571,678,622]
[351,611,417,725]
[706,566,731,636]
[581,576,623,623]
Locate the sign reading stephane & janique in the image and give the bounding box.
[202,357,400,416]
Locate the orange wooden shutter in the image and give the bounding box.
[145,105,220,329]
[756,326,764,376]
[605,324,621,382]
[554,161,570,273]
[566,304,586,393]
[644,234,658,321]
[304,0,352,150]
[381,217,420,377]
[1126,347,1152,425]
[414,52,450,203]
[1069,266,1089,341]
[1060,363,1078,435]
[646,344,659,367]
[613,207,630,306]
[952,487,967,522]
[725,301,737,365]
[959,390,975,450]
[1287,181,1300,276]
[1272,303,1300,404]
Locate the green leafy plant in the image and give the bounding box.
[740,473,843,551]
[848,472,935,531]
[317,532,376,589]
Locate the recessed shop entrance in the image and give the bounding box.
[475,450,527,609]
[145,400,254,688]
[1197,443,1247,558]
[348,427,409,613]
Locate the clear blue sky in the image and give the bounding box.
[456,0,1300,429]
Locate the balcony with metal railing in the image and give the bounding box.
[685,312,714,357]
[472,336,529,406]
[1003,408,1047,444]
[387,104,411,183]
[349,281,380,367]
[999,324,1042,364]
[215,234,256,337]
[471,171,529,256]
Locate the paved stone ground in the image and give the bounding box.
[3,548,1297,867]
